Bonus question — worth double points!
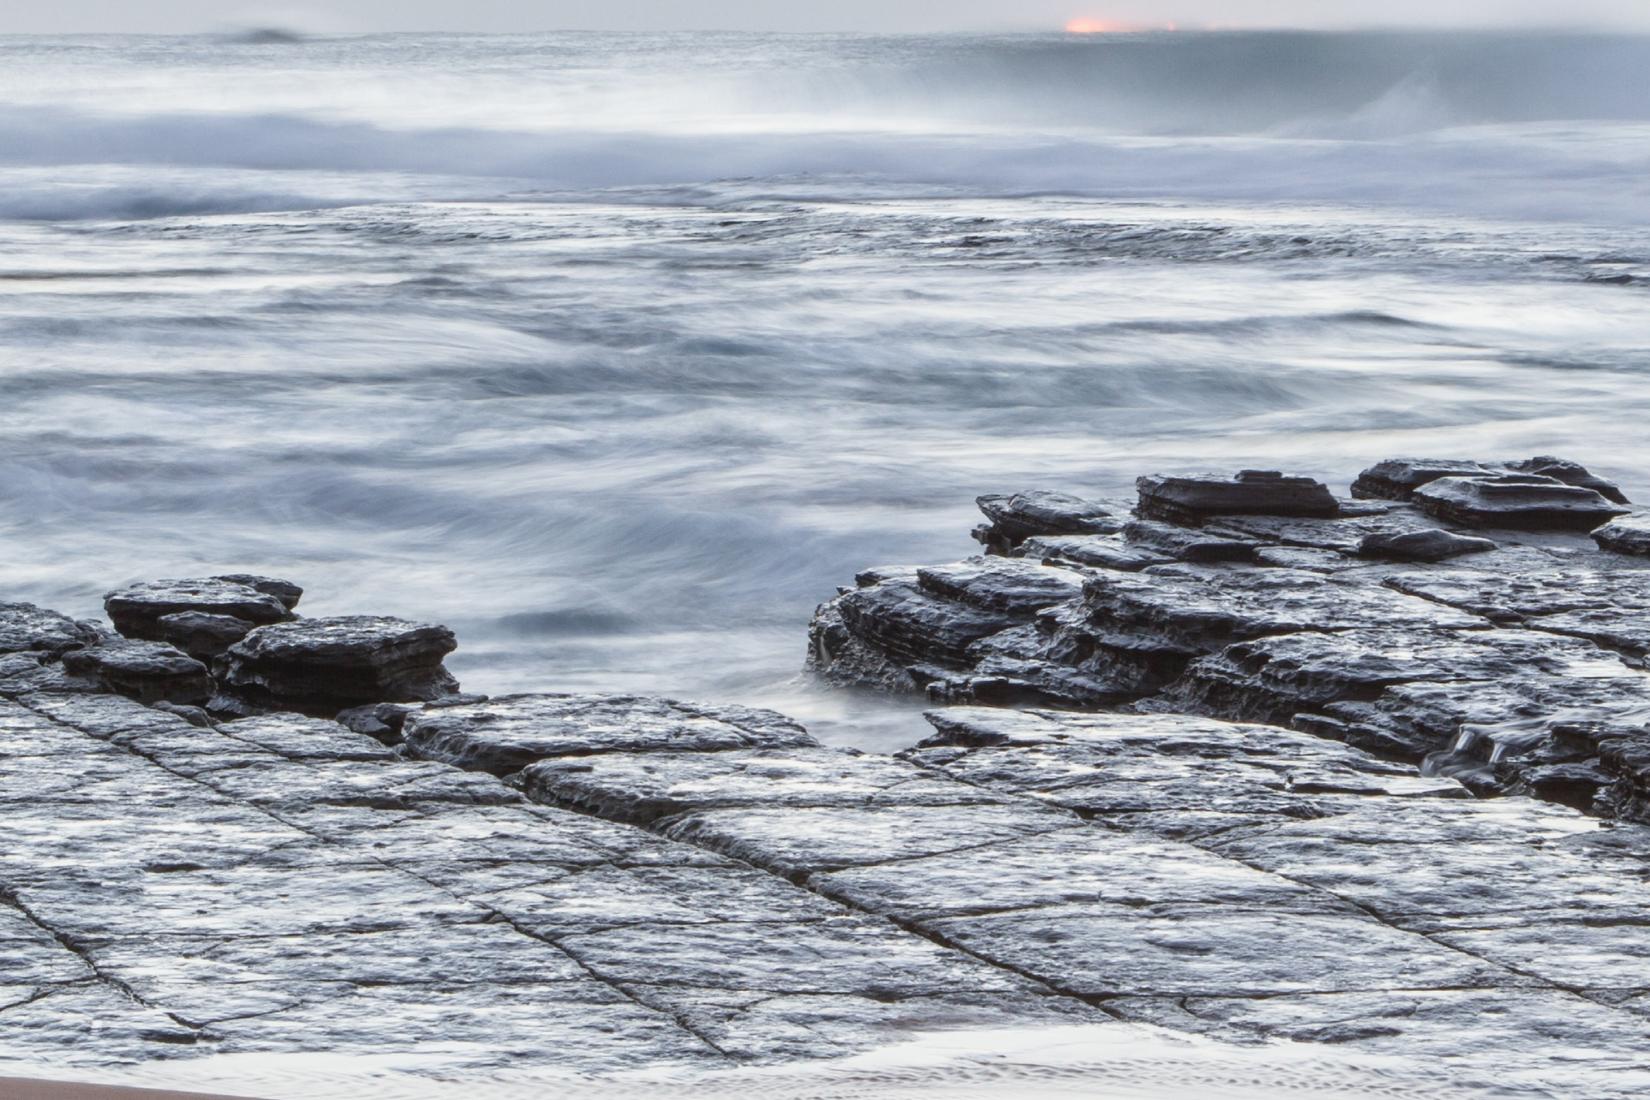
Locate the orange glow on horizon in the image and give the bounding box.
[1064,16,1182,34]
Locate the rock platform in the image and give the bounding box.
[809,456,1650,823]
[4,459,1650,1094]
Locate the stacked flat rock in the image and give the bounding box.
[221,615,459,716]
[60,639,213,706]
[1136,470,1339,525]
[1595,514,1650,557]
[1352,455,1628,505]
[972,491,1122,554]
[808,457,1650,822]
[105,577,296,641]
[1413,475,1629,532]
[154,611,257,661]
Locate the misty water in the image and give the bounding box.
[2,29,1649,757]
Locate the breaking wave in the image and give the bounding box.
[2,31,1649,222]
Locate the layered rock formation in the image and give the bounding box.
[6,474,1650,1095]
[808,457,1650,823]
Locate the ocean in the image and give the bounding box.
[2,29,1648,751]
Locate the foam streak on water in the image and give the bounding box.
[1,30,1648,760]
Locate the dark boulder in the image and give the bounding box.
[1412,475,1629,532]
[105,578,294,641]
[1136,470,1338,524]
[1594,514,1650,558]
[1356,528,1497,562]
[972,491,1121,553]
[60,639,213,706]
[220,616,459,717]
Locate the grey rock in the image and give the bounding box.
[105,578,293,641]
[0,602,102,657]
[1506,455,1629,504]
[1356,528,1497,562]
[221,615,459,716]
[1136,470,1339,524]
[60,639,213,706]
[1595,513,1650,557]
[155,610,256,661]
[212,573,304,610]
[835,578,1019,669]
[1413,474,1629,532]
[336,701,417,744]
[403,693,817,775]
[915,557,1085,615]
[1351,458,1497,500]
[1351,455,1626,505]
[1122,519,1259,563]
[972,490,1121,553]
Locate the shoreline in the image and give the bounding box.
[0,1080,261,1100]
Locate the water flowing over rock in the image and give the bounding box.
[807,456,1650,824]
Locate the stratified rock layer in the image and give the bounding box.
[105,578,296,641]
[808,456,1650,821]
[6,557,1650,1093]
[220,616,460,716]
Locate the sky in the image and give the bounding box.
[2,0,1647,34]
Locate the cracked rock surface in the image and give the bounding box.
[809,456,1650,823]
[7,464,1650,1096]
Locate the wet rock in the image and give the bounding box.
[972,490,1121,553]
[403,693,817,775]
[1017,533,1168,571]
[105,578,293,642]
[1351,458,1497,501]
[336,701,418,745]
[1412,475,1629,532]
[213,573,304,610]
[1356,528,1497,562]
[915,557,1085,615]
[220,615,459,716]
[0,602,102,657]
[1078,566,1482,655]
[155,610,256,661]
[1595,514,1650,557]
[834,578,1019,669]
[152,701,215,728]
[1154,627,1622,732]
[60,639,213,706]
[1136,470,1339,524]
[1505,456,1629,504]
[1351,455,1626,505]
[1122,519,1259,563]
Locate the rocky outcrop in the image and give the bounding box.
[104,577,296,641]
[807,456,1650,822]
[1352,455,1629,505]
[971,490,1121,554]
[1136,470,1340,524]
[155,610,257,661]
[219,616,460,716]
[6,553,1650,1093]
[1412,474,1629,532]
